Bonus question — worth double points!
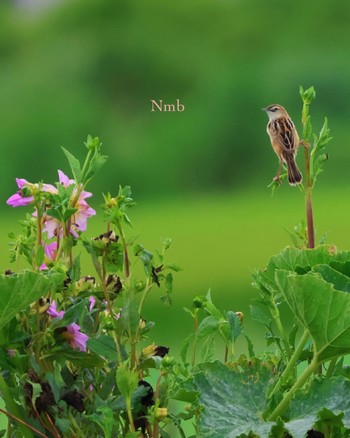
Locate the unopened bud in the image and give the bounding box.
[139,318,146,330]
[76,276,95,292]
[155,407,168,420]
[235,312,244,323]
[193,296,204,308]
[142,344,157,359]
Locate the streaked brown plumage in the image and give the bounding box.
[263,104,302,185]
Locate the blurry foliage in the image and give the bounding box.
[0,0,350,204]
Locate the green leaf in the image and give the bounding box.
[312,264,350,292]
[189,360,276,437]
[87,335,118,362]
[51,299,87,329]
[285,376,350,437]
[86,406,115,438]
[195,315,221,340]
[116,363,138,401]
[46,362,65,403]
[180,333,193,364]
[121,292,139,338]
[63,208,78,222]
[68,255,81,283]
[226,311,241,342]
[244,334,255,358]
[0,271,64,330]
[35,245,45,268]
[46,349,104,367]
[250,305,271,327]
[84,153,108,183]
[303,115,312,140]
[276,270,350,362]
[254,245,350,297]
[61,147,82,183]
[164,263,183,272]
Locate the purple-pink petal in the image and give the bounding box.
[44,242,58,261]
[58,170,75,187]
[43,218,61,239]
[16,178,29,189]
[79,190,93,200]
[89,296,96,311]
[47,300,65,319]
[42,183,57,194]
[6,193,34,207]
[66,323,89,352]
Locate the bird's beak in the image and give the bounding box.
[261,107,267,112]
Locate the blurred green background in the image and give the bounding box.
[1,0,350,354]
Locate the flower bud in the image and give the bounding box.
[161,355,175,368]
[139,318,147,330]
[76,276,95,292]
[235,311,244,323]
[193,295,205,308]
[155,407,168,420]
[142,344,157,359]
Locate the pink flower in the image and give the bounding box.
[40,242,58,270]
[7,178,56,207]
[89,296,96,311]
[43,170,96,238]
[7,178,34,207]
[64,323,89,352]
[47,300,65,319]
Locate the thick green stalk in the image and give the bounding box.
[125,396,136,433]
[268,353,319,421]
[269,329,309,399]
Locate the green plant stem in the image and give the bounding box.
[125,397,136,433]
[269,329,309,399]
[191,311,199,367]
[96,252,123,363]
[130,341,137,369]
[137,280,151,315]
[35,205,42,268]
[117,221,130,279]
[271,300,292,361]
[152,373,165,438]
[268,353,319,421]
[80,149,93,184]
[68,411,84,437]
[303,145,315,249]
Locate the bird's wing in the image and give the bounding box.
[273,118,297,152]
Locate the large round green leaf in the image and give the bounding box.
[276,270,350,362]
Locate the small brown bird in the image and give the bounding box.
[263,104,302,185]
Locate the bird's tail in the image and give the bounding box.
[285,154,302,185]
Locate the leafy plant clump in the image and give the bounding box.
[0,87,346,438]
[186,87,350,438]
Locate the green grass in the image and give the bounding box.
[0,186,348,356]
